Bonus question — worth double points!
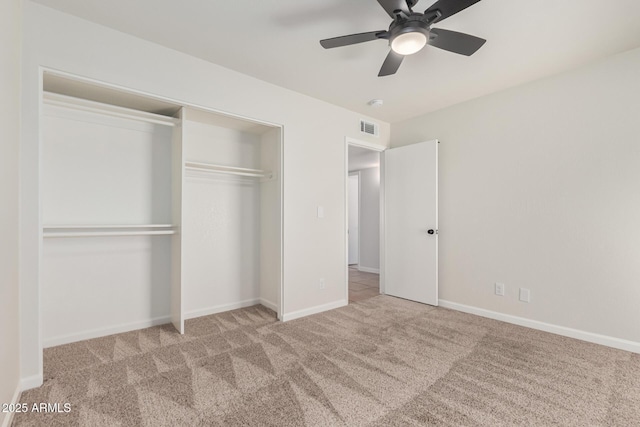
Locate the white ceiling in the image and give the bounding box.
[32,0,640,123]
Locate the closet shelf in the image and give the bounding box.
[43,92,179,127]
[43,224,177,238]
[185,161,273,179]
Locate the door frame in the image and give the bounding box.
[344,137,387,302]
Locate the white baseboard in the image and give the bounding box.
[1,382,22,427]
[19,373,42,391]
[43,316,172,348]
[44,299,277,347]
[358,266,380,274]
[259,298,278,313]
[185,299,262,320]
[281,299,348,322]
[439,300,640,354]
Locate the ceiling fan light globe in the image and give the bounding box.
[391,31,427,55]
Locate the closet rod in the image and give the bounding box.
[43,224,174,230]
[43,92,179,127]
[43,230,176,238]
[185,161,272,178]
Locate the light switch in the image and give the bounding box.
[317,206,324,218]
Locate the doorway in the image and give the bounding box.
[346,140,383,303]
[344,138,439,307]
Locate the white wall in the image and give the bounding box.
[0,0,22,423]
[347,173,359,265]
[356,167,380,272]
[392,47,640,345]
[20,1,390,386]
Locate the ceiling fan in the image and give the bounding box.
[320,0,486,76]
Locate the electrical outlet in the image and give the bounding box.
[319,278,326,290]
[495,282,505,296]
[519,288,530,303]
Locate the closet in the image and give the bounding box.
[181,109,281,322]
[40,72,282,347]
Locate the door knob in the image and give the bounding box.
[427,229,438,235]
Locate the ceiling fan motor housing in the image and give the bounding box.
[389,14,431,54]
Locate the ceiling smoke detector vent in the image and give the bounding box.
[360,119,379,137]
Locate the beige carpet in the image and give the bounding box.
[14,296,640,426]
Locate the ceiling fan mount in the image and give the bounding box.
[319,0,486,77]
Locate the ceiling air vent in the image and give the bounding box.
[360,119,379,137]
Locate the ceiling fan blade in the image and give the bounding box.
[377,0,413,19]
[320,31,387,49]
[378,50,404,76]
[424,0,481,23]
[428,28,486,56]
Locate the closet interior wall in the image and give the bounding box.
[40,73,282,348]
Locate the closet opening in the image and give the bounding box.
[38,70,283,358]
[345,139,384,304]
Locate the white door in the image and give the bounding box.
[384,140,438,305]
[348,173,359,265]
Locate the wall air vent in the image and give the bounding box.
[360,119,379,137]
